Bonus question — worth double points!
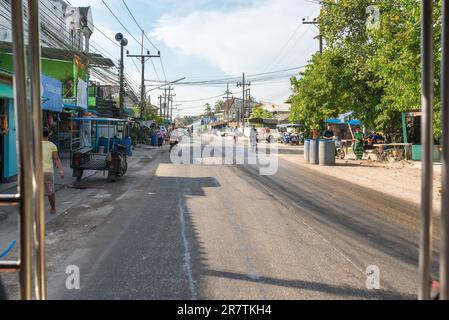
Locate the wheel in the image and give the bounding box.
[337,149,346,160]
[73,169,83,181]
[107,171,117,182]
[118,155,128,177]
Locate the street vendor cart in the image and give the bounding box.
[69,117,131,182]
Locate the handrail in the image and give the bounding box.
[0,0,46,300]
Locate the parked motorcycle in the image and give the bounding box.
[284,132,301,145]
[335,140,346,159]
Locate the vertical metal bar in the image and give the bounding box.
[11,0,34,300]
[119,43,124,114]
[27,0,46,300]
[419,0,434,301]
[441,0,449,301]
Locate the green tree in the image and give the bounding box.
[290,0,442,140]
[250,106,274,119]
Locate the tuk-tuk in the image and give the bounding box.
[69,117,131,182]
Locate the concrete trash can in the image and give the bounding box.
[309,139,320,165]
[304,139,311,163]
[319,140,336,166]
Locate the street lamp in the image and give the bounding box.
[115,33,128,114]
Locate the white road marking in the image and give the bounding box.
[177,180,197,300]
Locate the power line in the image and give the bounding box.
[101,0,150,50]
[121,0,159,51]
[174,91,243,103]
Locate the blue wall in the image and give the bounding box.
[3,98,17,180]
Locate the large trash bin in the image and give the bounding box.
[309,139,320,165]
[319,140,336,166]
[304,139,311,163]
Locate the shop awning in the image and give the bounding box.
[0,82,13,99]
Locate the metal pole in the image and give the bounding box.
[419,0,434,300]
[440,0,449,300]
[140,31,145,119]
[11,0,33,300]
[27,0,46,300]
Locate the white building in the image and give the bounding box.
[0,0,94,52]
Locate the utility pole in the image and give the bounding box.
[115,33,128,114]
[161,86,175,121]
[127,30,161,119]
[237,73,251,126]
[159,95,163,117]
[246,87,252,117]
[226,83,230,121]
[302,17,323,54]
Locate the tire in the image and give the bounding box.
[73,169,83,181]
[337,149,346,160]
[107,171,117,182]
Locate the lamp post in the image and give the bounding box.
[115,33,128,115]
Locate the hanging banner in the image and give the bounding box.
[41,74,63,112]
[77,79,88,110]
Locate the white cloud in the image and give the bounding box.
[151,0,319,113]
[152,0,318,75]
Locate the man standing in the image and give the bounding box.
[42,128,64,214]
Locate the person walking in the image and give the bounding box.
[42,128,64,214]
[233,127,240,144]
[157,127,164,148]
[353,127,365,160]
[250,126,258,152]
[169,123,180,153]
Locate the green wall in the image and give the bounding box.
[0,52,74,81]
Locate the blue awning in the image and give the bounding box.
[63,103,85,111]
[347,120,362,126]
[0,82,13,99]
[325,118,344,124]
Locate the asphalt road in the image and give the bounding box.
[2,138,433,300]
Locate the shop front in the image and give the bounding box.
[0,80,17,183]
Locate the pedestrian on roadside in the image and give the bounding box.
[353,127,365,160]
[42,128,64,214]
[169,123,180,153]
[233,127,240,144]
[250,126,258,152]
[157,127,164,148]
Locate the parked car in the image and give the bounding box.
[267,124,305,144]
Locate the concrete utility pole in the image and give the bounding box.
[159,95,163,117]
[115,33,128,114]
[162,86,176,121]
[237,73,251,125]
[302,17,323,54]
[127,30,161,119]
[246,87,252,117]
[226,83,230,121]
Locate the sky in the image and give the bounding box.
[70,0,320,117]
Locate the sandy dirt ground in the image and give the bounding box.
[280,148,442,214]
